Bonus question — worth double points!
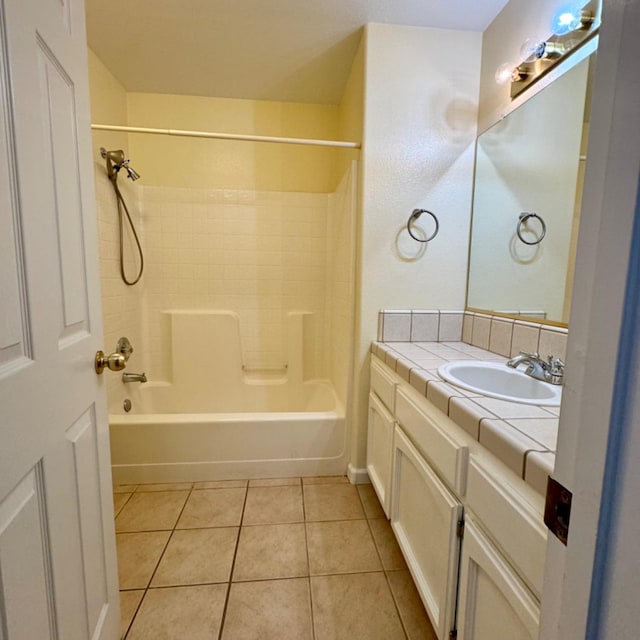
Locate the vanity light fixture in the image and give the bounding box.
[496,0,599,97]
[551,2,595,36]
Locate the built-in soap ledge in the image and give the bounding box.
[371,340,559,495]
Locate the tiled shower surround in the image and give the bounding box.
[141,187,329,380]
[95,164,355,398]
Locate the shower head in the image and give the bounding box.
[100,147,141,182]
[121,161,141,181]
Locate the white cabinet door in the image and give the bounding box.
[457,517,539,640]
[0,0,119,637]
[367,392,394,517]
[391,426,462,640]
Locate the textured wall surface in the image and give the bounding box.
[126,93,342,193]
[350,23,482,468]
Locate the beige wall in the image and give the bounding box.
[337,35,365,186]
[126,93,341,193]
[88,50,146,402]
[350,23,482,469]
[478,0,569,132]
[89,49,358,411]
[88,50,129,164]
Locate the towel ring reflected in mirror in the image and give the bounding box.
[516,212,547,246]
[407,208,440,243]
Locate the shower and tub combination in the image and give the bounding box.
[97,144,356,484]
[109,310,348,483]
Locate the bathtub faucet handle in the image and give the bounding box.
[116,336,134,362]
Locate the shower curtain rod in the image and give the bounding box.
[91,124,361,149]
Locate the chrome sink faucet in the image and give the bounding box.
[506,352,565,385]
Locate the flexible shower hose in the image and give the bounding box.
[111,177,144,285]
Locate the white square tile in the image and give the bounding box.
[449,398,498,439]
[462,313,474,343]
[472,397,555,419]
[489,319,514,357]
[409,369,435,396]
[506,418,559,450]
[382,312,412,342]
[524,451,556,495]
[479,420,547,477]
[471,315,491,349]
[538,327,568,361]
[439,312,463,342]
[511,322,541,357]
[410,312,439,342]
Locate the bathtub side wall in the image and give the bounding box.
[110,412,348,483]
[327,162,358,407]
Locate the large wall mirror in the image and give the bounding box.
[466,53,595,325]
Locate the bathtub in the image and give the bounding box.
[109,310,349,484]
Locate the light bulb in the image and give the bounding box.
[551,3,584,36]
[495,62,515,86]
[520,38,545,63]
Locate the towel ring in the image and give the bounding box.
[517,212,546,245]
[407,209,439,243]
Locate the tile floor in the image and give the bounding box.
[114,476,437,639]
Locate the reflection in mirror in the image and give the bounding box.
[466,54,595,325]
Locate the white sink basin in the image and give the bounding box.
[437,361,562,406]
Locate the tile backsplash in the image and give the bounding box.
[378,309,568,361]
[378,310,464,343]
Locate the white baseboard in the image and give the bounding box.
[347,464,370,485]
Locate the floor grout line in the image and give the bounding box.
[301,482,318,640]
[216,484,250,640]
[357,484,410,640]
[116,476,430,639]
[123,485,194,640]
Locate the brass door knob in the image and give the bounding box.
[95,351,127,374]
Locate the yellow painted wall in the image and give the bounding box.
[88,49,146,403]
[126,93,343,192]
[349,23,482,469]
[88,49,129,165]
[337,34,365,186]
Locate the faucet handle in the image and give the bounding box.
[546,355,565,372]
[544,355,565,384]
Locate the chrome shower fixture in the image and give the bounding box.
[100,147,141,181]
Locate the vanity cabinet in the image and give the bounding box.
[366,360,400,517]
[367,355,546,640]
[391,425,462,640]
[367,392,395,516]
[457,516,540,640]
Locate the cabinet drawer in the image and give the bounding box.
[395,387,468,495]
[367,392,394,517]
[466,457,547,599]
[370,358,398,414]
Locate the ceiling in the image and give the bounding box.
[85,0,509,105]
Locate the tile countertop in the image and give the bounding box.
[371,340,558,496]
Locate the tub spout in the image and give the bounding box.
[122,372,147,383]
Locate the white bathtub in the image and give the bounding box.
[109,310,349,484]
[109,380,347,484]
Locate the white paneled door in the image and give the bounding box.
[0,0,119,637]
